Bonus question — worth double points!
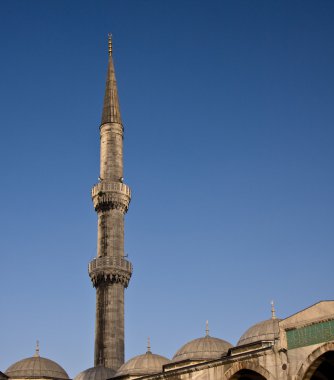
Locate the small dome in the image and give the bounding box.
[6,356,69,380]
[237,318,281,346]
[116,351,170,377]
[74,366,115,380]
[173,336,232,362]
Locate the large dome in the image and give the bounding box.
[116,351,170,377]
[237,318,281,346]
[173,336,232,362]
[6,356,69,380]
[74,366,115,380]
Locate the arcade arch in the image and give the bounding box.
[225,361,271,380]
[296,342,334,380]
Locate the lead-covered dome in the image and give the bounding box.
[74,365,115,380]
[6,356,69,380]
[116,351,170,377]
[173,335,232,362]
[238,318,281,346]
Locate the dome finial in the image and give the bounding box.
[108,33,112,56]
[147,337,151,353]
[205,320,209,337]
[34,340,40,357]
[271,300,277,320]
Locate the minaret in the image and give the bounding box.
[88,34,132,372]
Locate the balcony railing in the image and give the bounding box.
[88,256,132,273]
[91,182,131,197]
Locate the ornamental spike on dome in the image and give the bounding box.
[205,320,209,337]
[271,300,277,320]
[34,340,40,357]
[147,337,151,353]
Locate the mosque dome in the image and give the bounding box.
[237,318,281,346]
[173,336,232,362]
[237,304,281,346]
[173,322,232,362]
[74,365,115,380]
[6,352,69,380]
[116,345,170,377]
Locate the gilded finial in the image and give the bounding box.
[147,337,151,353]
[271,300,277,320]
[34,340,40,357]
[108,33,112,56]
[205,320,209,337]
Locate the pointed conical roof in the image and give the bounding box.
[101,34,122,126]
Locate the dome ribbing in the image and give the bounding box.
[6,356,69,380]
[238,318,281,346]
[116,352,170,377]
[173,336,232,362]
[74,366,115,380]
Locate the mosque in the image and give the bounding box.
[3,36,334,380]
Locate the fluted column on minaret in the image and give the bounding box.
[88,34,132,372]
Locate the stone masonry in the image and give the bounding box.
[88,35,132,372]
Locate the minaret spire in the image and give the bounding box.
[101,33,122,127]
[89,35,132,372]
[108,33,112,56]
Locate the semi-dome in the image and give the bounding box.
[74,365,115,380]
[173,335,232,362]
[6,352,69,380]
[116,350,170,377]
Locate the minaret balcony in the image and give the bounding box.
[91,181,131,213]
[88,256,133,287]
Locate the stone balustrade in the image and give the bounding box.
[91,181,131,197]
[89,256,132,272]
[91,181,131,213]
[88,256,133,287]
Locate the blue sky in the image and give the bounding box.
[0,0,333,377]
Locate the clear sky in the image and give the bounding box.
[0,0,333,377]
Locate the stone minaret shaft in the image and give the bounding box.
[88,35,132,372]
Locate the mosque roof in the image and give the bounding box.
[74,366,115,380]
[5,357,69,380]
[237,318,281,346]
[5,343,69,380]
[173,336,232,362]
[172,321,232,362]
[237,302,281,346]
[115,342,170,378]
